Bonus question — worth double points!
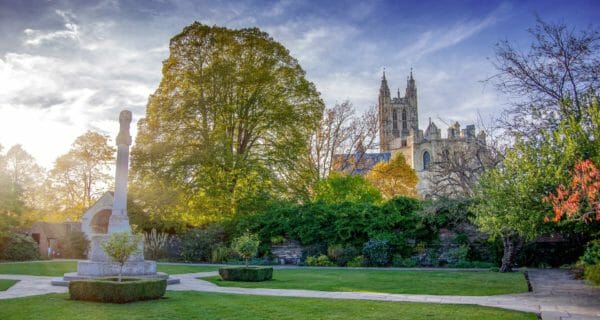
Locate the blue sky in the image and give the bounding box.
[0,0,598,167]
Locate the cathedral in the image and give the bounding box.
[335,70,487,196]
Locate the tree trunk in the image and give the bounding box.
[119,263,124,282]
[500,234,518,272]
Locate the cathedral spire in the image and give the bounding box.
[379,68,390,99]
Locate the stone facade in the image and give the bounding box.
[377,71,486,196]
[271,240,302,265]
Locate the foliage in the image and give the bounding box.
[100,232,142,282]
[305,255,333,267]
[180,223,227,262]
[232,233,260,267]
[58,230,89,259]
[346,255,364,267]
[211,245,233,263]
[143,228,169,260]
[584,264,600,285]
[234,197,423,252]
[131,22,323,225]
[218,266,273,282]
[545,160,600,223]
[580,240,600,265]
[0,232,39,261]
[362,239,390,267]
[365,152,418,199]
[46,131,115,222]
[313,172,382,205]
[69,278,166,303]
[327,244,358,266]
[392,255,418,267]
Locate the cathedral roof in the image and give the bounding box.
[332,152,391,175]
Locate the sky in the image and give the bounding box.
[0,0,598,168]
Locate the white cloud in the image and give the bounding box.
[24,10,80,46]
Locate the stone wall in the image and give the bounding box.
[271,240,302,265]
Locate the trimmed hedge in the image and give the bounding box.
[219,266,273,282]
[69,278,167,303]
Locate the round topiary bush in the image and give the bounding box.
[69,278,167,303]
[219,266,273,282]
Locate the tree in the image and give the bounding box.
[425,137,502,198]
[131,23,323,224]
[313,172,382,205]
[48,131,115,221]
[491,18,600,138]
[545,159,600,223]
[232,233,260,267]
[365,152,418,199]
[0,145,24,238]
[100,232,142,282]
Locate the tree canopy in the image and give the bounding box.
[365,152,418,199]
[131,23,324,225]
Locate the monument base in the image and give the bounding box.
[77,260,157,277]
[51,271,180,287]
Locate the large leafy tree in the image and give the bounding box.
[365,152,418,199]
[473,99,600,272]
[47,131,115,221]
[0,145,24,238]
[313,172,382,205]
[131,23,323,225]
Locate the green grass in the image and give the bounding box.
[0,279,18,291]
[0,291,536,320]
[203,268,529,296]
[0,261,217,276]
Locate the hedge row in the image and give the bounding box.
[219,267,273,282]
[69,278,167,303]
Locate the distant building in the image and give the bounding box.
[28,222,81,258]
[334,70,487,196]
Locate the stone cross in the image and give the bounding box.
[108,110,132,234]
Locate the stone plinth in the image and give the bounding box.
[77,260,157,277]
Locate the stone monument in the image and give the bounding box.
[53,110,179,286]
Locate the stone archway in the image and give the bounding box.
[90,209,111,234]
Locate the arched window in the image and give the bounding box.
[392,110,398,130]
[402,109,407,131]
[423,151,431,170]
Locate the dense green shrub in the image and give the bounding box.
[69,278,167,303]
[584,264,600,285]
[581,240,600,265]
[211,245,233,263]
[392,255,418,267]
[0,232,39,261]
[347,255,364,267]
[363,239,390,266]
[313,173,383,205]
[180,223,227,262]
[218,266,273,282]
[306,255,333,266]
[58,230,89,259]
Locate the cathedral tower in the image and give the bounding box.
[378,70,419,152]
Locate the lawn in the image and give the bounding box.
[0,279,18,291]
[0,291,536,320]
[203,268,529,296]
[0,261,217,276]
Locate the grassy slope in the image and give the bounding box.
[0,279,18,291]
[0,292,536,320]
[203,268,529,296]
[0,261,217,276]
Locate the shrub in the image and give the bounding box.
[211,245,232,263]
[363,239,390,266]
[69,278,166,303]
[338,246,359,266]
[180,223,227,262]
[392,255,418,267]
[58,230,89,259]
[327,244,344,262]
[306,254,333,266]
[0,232,39,261]
[218,266,273,282]
[347,255,364,267]
[584,264,600,285]
[144,229,169,260]
[581,240,600,265]
[232,233,260,267]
